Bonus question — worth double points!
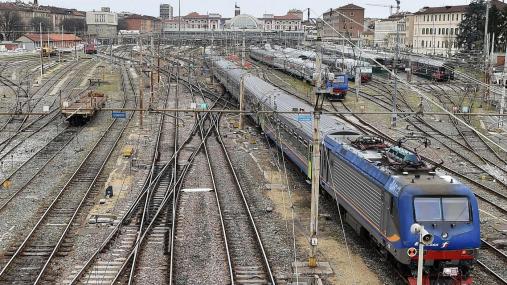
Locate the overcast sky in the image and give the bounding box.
[28,0,473,18]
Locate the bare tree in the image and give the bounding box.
[31,16,51,32]
[62,18,86,34]
[0,10,22,41]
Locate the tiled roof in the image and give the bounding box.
[414,5,468,15]
[18,33,81,42]
[125,14,159,21]
[184,12,209,19]
[338,4,364,10]
[273,13,302,20]
[0,2,85,16]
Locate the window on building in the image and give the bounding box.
[446,28,449,35]
[437,41,440,48]
[450,28,454,35]
[461,14,464,20]
[421,40,424,47]
[447,14,450,21]
[439,15,441,21]
[455,28,459,35]
[350,12,354,16]
[430,28,432,35]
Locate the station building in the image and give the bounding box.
[15,33,81,51]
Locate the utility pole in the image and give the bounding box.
[157,37,161,83]
[59,26,63,63]
[178,0,181,46]
[392,4,400,128]
[239,75,245,129]
[309,20,323,268]
[484,0,491,104]
[499,45,507,128]
[139,37,144,129]
[150,35,154,105]
[47,29,50,61]
[241,32,245,67]
[39,23,43,77]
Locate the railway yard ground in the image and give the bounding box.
[0,41,505,285]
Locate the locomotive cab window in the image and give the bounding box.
[442,197,470,222]
[414,197,442,222]
[414,197,470,222]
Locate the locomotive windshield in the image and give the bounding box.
[335,76,345,83]
[414,197,470,222]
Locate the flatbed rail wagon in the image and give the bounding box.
[62,91,106,126]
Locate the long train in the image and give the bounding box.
[249,46,349,100]
[206,50,480,284]
[322,43,455,82]
[281,47,373,83]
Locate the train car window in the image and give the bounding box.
[442,197,470,222]
[414,197,442,222]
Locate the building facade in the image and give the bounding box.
[412,1,507,56]
[160,4,173,20]
[15,33,81,51]
[163,12,224,31]
[124,15,161,33]
[412,5,467,56]
[86,8,118,43]
[162,9,302,32]
[322,4,365,40]
[261,10,303,31]
[0,2,85,35]
[374,13,411,49]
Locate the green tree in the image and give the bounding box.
[458,0,507,52]
[458,0,486,51]
[31,16,51,32]
[0,11,22,41]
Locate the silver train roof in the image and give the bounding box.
[322,43,447,67]
[210,55,357,138]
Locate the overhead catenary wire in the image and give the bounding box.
[309,8,507,156]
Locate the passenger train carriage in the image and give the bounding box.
[206,50,480,285]
[250,46,349,100]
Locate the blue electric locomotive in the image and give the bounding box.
[206,51,480,285]
[323,73,348,101]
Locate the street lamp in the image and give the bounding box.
[410,223,434,285]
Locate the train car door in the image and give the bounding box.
[382,192,400,243]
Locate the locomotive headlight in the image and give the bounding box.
[442,232,449,239]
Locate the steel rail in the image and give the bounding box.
[32,62,139,284]
[0,62,132,283]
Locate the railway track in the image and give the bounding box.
[0,62,135,284]
[60,50,214,284]
[211,119,276,285]
[477,240,507,284]
[0,60,94,163]
[0,60,96,174]
[255,60,507,283]
[0,127,81,212]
